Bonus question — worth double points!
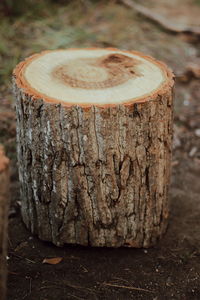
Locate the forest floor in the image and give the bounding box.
[0,1,200,299]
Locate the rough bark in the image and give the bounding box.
[13,48,174,248]
[0,146,10,300]
[13,88,173,248]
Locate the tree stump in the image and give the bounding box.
[0,145,10,300]
[13,48,174,248]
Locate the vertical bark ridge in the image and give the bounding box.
[14,82,173,248]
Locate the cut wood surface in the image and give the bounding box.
[0,145,10,300]
[13,48,174,247]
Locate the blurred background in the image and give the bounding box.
[0,0,200,299]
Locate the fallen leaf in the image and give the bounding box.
[42,257,63,265]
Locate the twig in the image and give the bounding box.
[9,252,36,264]
[40,280,94,294]
[40,282,83,290]
[39,285,63,290]
[112,277,130,285]
[102,282,154,293]
[80,264,88,273]
[8,271,20,275]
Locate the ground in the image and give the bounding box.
[0,1,200,299]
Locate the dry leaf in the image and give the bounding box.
[42,257,63,265]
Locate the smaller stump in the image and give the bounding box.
[13,48,174,248]
[0,145,10,300]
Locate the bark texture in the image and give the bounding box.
[13,82,173,248]
[0,146,10,300]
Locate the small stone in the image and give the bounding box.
[172,160,179,166]
[184,99,190,106]
[189,147,197,157]
[173,135,181,149]
[166,276,172,286]
[195,129,200,137]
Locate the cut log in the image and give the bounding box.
[0,145,10,300]
[121,0,200,36]
[13,48,174,248]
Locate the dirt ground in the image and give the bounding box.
[0,1,200,299]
